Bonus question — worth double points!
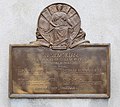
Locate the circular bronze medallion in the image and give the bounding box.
[37,3,81,46]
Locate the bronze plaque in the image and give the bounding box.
[9,3,110,98]
[9,44,110,98]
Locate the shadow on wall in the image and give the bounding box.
[89,99,108,107]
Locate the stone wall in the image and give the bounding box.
[0,0,120,107]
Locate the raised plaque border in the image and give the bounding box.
[9,43,110,99]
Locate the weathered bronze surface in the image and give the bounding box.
[9,44,110,98]
[32,3,89,49]
[9,3,110,98]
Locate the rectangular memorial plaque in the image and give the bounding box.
[9,44,110,98]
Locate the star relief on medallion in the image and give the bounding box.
[31,3,90,49]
